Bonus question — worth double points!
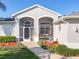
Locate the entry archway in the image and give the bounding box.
[19,17,34,41]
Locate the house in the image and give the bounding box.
[12,4,61,42]
[0,4,79,48]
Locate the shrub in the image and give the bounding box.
[48,45,58,53]
[48,45,79,56]
[74,49,79,56]
[39,41,79,56]
[38,40,59,50]
[38,40,48,49]
[41,45,48,49]
[0,36,16,43]
[55,45,68,55]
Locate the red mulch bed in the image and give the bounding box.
[0,42,16,47]
[41,40,59,47]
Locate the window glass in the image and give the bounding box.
[24,22,31,27]
[40,22,50,34]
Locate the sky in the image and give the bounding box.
[0,0,79,17]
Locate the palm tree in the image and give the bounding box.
[0,1,6,11]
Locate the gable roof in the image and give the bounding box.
[12,4,61,17]
[0,18,15,23]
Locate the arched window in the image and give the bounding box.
[20,17,34,27]
[39,17,53,35]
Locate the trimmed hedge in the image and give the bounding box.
[38,40,79,56]
[48,45,79,56]
[0,36,16,43]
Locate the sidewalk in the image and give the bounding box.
[21,41,79,59]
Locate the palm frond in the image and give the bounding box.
[0,1,6,11]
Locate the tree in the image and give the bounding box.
[0,0,6,11]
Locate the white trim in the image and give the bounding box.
[53,19,69,24]
[23,27,24,40]
[12,4,61,17]
[0,21,15,23]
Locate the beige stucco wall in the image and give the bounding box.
[12,18,19,39]
[15,7,59,21]
[13,7,59,42]
[54,18,79,49]
[66,19,79,48]
[54,22,68,44]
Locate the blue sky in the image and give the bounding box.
[0,0,79,17]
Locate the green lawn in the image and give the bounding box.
[0,43,40,59]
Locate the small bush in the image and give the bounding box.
[38,40,59,50]
[55,45,68,55]
[41,45,48,49]
[48,45,57,53]
[38,40,48,49]
[0,36,16,43]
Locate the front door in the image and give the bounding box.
[23,27,31,41]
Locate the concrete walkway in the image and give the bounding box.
[21,41,79,59]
